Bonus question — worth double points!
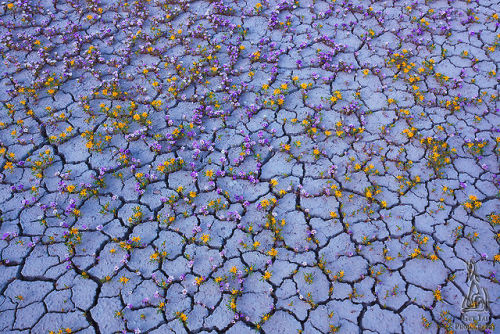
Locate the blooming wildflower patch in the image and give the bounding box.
[0,0,498,333]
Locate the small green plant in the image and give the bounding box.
[304,272,315,284]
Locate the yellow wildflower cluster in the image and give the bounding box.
[463,195,482,212]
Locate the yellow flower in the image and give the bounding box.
[270,179,278,187]
[177,312,187,322]
[300,83,308,89]
[119,276,129,284]
[262,271,272,280]
[433,289,442,301]
[66,185,75,193]
[267,248,277,257]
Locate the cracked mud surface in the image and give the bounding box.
[0,0,499,333]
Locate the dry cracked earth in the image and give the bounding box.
[0,0,499,333]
